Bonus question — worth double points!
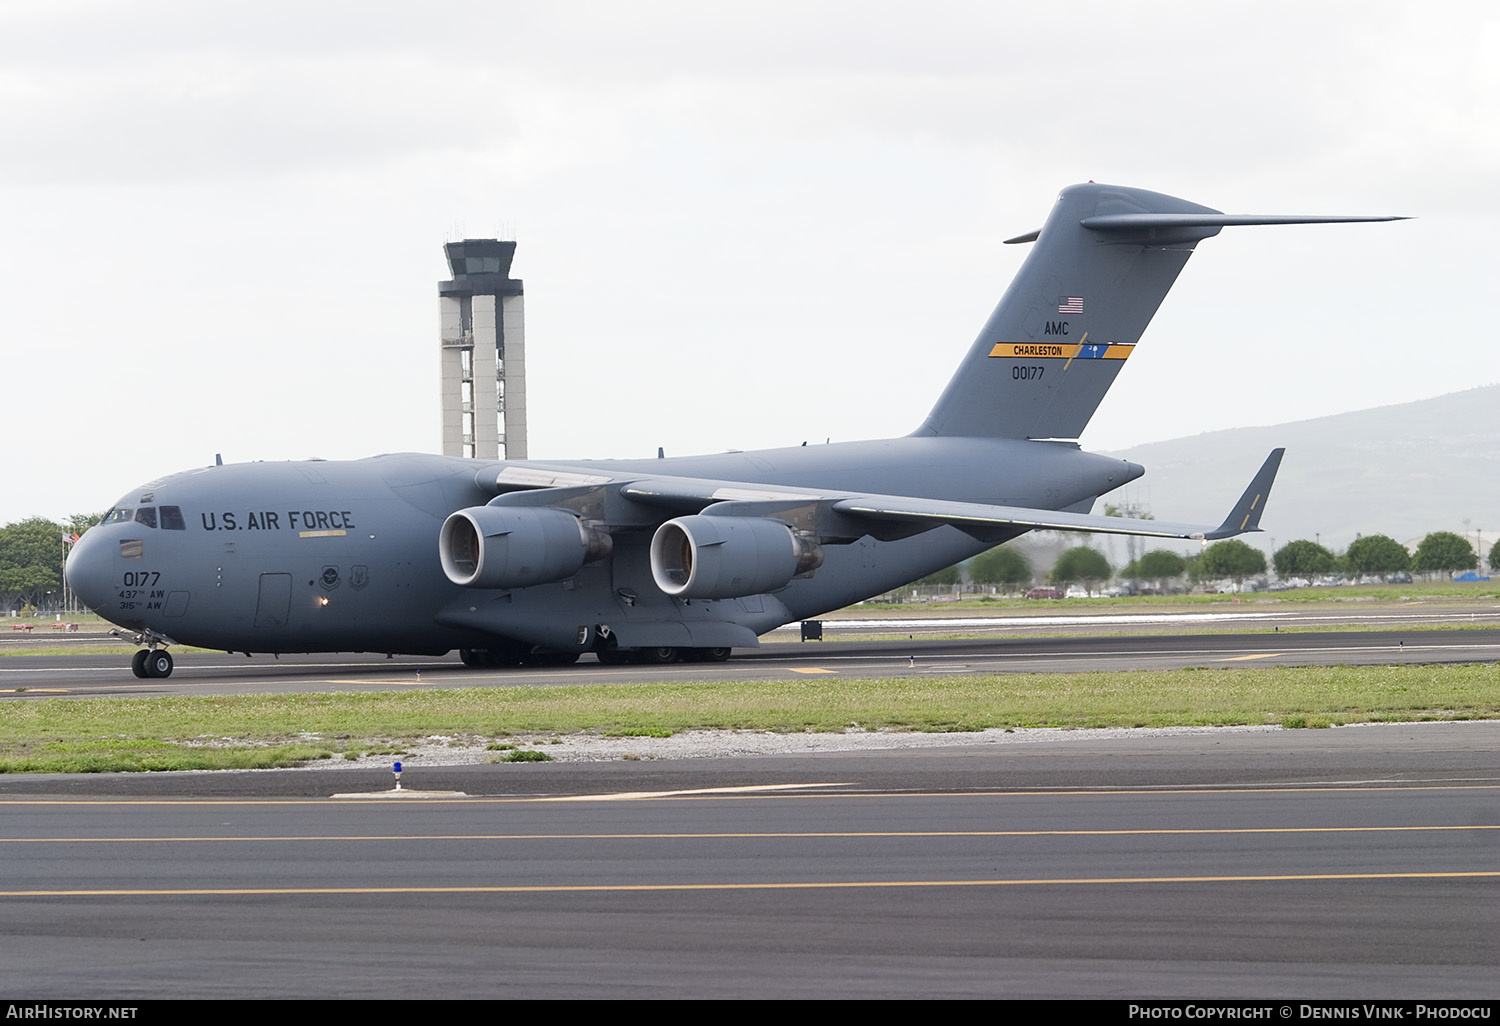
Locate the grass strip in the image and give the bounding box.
[0,662,1496,773]
[852,581,1500,613]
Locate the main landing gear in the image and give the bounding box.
[458,646,581,668]
[459,642,733,669]
[587,625,730,666]
[594,638,732,666]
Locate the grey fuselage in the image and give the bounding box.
[65,436,1138,655]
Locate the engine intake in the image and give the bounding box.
[440,506,611,589]
[650,515,822,599]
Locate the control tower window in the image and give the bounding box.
[465,256,503,274]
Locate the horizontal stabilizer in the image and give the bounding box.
[1081,213,1407,230]
[1006,212,1408,244]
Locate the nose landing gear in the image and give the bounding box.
[130,648,175,679]
[113,628,180,679]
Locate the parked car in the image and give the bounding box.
[1025,587,1064,600]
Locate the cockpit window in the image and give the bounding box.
[160,506,186,531]
[105,508,133,524]
[134,507,158,529]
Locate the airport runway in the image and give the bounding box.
[1,722,1497,998]
[3,615,1496,997]
[4,625,1499,698]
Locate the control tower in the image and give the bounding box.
[438,239,526,460]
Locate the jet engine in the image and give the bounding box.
[650,515,823,600]
[440,506,612,589]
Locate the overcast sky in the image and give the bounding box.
[2,0,1495,525]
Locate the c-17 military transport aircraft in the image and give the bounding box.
[66,184,1403,678]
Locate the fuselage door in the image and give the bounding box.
[253,573,293,628]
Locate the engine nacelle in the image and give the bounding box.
[440,506,611,589]
[650,515,823,599]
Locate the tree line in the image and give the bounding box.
[1201,531,1483,585]
[1,514,103,613]
[918,530,1494,595]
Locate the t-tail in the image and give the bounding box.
[914,183,1405,440]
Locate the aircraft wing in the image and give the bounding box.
[618,448,1284,543]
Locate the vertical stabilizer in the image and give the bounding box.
[916,184,1219,440]
[916,184,1404,440]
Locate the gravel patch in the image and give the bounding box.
[321,723,1287,769]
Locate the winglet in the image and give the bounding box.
[1205,449,1285,539]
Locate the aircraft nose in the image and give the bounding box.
[65,529,114,614]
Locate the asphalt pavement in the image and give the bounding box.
[2,722,1497,998]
